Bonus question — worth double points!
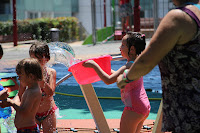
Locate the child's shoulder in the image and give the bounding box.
[27,86,41,96]
[47,67,56,74]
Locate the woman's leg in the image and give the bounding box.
[42,113,56,133]
[120,109,144,133]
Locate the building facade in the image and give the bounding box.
[0,0,173,35]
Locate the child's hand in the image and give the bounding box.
[117,74,126,89]
[0,98,12,108]
[39,80,45,89]
[0,88,9,100]
[82,60,97,68]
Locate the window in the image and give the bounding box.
[0,0,11,14]
[27,12,38,19]
[41,12,53,18]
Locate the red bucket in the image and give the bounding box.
[68,55,112,85]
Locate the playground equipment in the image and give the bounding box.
[0,73,19,132]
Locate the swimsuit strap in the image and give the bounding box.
[178,6,200,40]
[178,7,200,27]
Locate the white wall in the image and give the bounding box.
[75,0,112,34]
[75,0,92,34]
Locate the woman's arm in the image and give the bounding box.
[117,9,186,88]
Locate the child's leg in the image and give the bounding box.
[120,109,144,133]
[135,114,149,133]
[42,113,56,133]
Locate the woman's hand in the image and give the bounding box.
[82,60,97,68]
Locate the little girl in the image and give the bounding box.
[18,42,57,132]
[83,32,151,133]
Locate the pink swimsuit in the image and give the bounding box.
[121,77,151,116]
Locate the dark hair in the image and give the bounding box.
[29,41,50,60]
[0,44,3,58]
[16,58,43,81]
[126,31,146,55]
[176,0,198,5]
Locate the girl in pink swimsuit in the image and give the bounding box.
[83,31,150,133]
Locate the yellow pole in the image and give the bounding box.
[152,99,164,133]
[80,84,111,133]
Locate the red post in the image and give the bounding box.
[104,0,107,27]
[134,0,140,32]
[13,0,17,46]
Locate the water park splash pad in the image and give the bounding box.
[0,42,162,132]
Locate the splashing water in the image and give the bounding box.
[55,108,62,119]
[47,44,80,68]
[48,42,75,57]
[2,110,17,133]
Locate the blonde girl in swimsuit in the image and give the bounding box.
[24,41,57,133]
[83,32,150,133]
